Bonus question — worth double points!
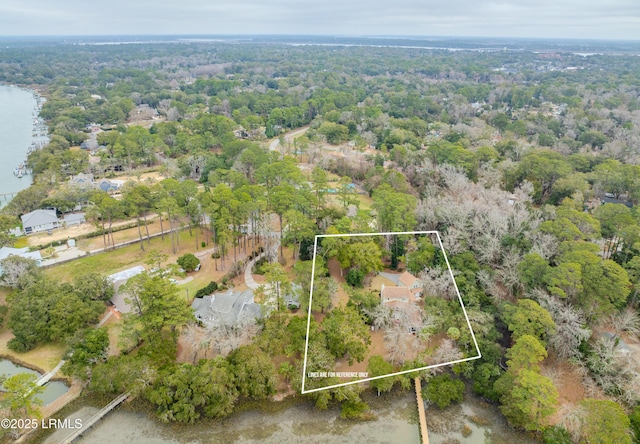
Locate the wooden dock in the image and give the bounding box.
[0,191,18,201]
[414,377,430,444]
[60,392,130,443]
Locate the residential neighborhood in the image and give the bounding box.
[305,232,474,388]
[2,33,640,444]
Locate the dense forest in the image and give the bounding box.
[1,36,640,443]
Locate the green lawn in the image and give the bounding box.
[47,229,206,282]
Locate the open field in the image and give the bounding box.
[46,227,213,282]
[27,217,145,247]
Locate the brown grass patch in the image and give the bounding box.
[0,328,65,372]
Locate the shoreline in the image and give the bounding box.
[0,83,48,206]
[0,353,71,385]
[0,352,47,374]
[31,384,419,443]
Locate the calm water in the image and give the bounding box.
[40,388,538,444]
[66,393,420,444]
[0,358,69,405]
[426,390,540,444]
[0,84,41,203]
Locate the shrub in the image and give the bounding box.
[254,258,268,275]
[630,406,640,444]
[346,268,364,288]
[201,241,206,248]
[422,374,465,409]
[195,281,218,298]
[542,426,572,444]
[340,400,372,419]
[177,253,200,272]
[447,327,461,340]
[7,337,31,353]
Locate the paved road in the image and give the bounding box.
[244,232,280,290]
[379,272,402,285]
[40,245,87,267]
[244,253,264,290]
[268,126,309,153]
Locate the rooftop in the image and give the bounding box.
[0,246,42,264]
[107,265,146,284]
[192,288,263,327]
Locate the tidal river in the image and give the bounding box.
[0,84,43,205]
[42,389,538,444]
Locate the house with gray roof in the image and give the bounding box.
[21,209,60,235]
[95,179,120,193]
[68,173,95,190]
[62,212,86,227]
[108,265,147,313]
[69,173,94,185]
[601,196,633,208]
[192,289,263,328]
[0,247,42,272]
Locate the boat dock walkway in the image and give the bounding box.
[60,392,131,443]
[414,377,430,444]
[0,191,18,201]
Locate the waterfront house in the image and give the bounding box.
[108,265,147,313]
[69,173,95,187]
[21,209,60,234]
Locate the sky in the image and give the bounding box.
[1,0,640,40]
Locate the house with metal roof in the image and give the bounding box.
[68,173,95,190]
[0,246,42,269]
[108,265,147,313]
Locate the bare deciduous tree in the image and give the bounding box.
[536,290,591,360]
[363,304,393,331]
[420,267,458,300]
[428,339,462,375]
[604,308,640,337]
[185,315,261,359]
[0,256,40,289]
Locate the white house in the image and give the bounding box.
[21,209,60,235]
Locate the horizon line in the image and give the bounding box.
[0,34,639,43]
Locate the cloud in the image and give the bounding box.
[0,0,639,39]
